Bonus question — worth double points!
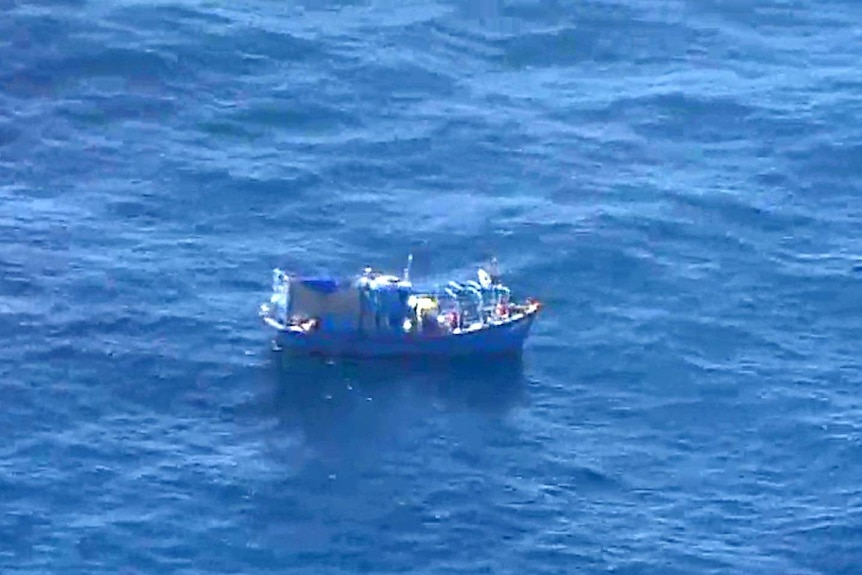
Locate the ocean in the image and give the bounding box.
[2,0,861,573]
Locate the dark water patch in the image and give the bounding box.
[0,219,71,256]
[267,354,529,413]
[225,22,327,63]
[295,0,371,10]
[496,0,590,24]
[686,0,809,33]
[323,158,419,196]
[66,46,185,86]
[0,11,72,58]
[822,75,862,95]
[320,137,442,188]
[743,106,825,145]
[555,130,648,168]
[753,166,794,191]
[493,7,722,69]
[343,59,461,103]
[18,0,86,6]
[89,354,233,413]
[312,123,486,194]
[425,18,503,62]
[666,315,779,367]
[228,99,361,133]
[787,140,862,180]
[542,458,621,494]
[575,356,649,391]
[0,511,50,559]
[0,257,42,298]
[58,92,178,126]
[146,163,329,236]
[775,510,862,574]
[495,25,620,68]
[0,68,59,99]
[228,353,530,452]
[108,2,234,34]
[768,273,862,335]
[179,24,324,72]
[2,46,187,100]
[536,230,669,295]
[103,195,169,228]
[197,119,262,141]
[641,397,757,443]
[44,308,212,354]
[751,1,840,29]
[625,92,758,143]
[0,118,21,147]
[671,190,816,236]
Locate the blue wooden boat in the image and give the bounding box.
[258,256,542,358]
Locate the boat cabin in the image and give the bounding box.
[267,265,522,336]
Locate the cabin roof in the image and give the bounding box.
[292,277,345,294]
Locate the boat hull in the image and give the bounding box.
[270,308,539,358]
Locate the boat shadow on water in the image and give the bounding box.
[273,351,529,409]
[256,351,532,449]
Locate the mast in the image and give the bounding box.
[403,253,413,282]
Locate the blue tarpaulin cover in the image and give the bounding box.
[297,278,343,294]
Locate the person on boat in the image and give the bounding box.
[420,311,439,334]
[496,291,510,318]
[414,297,438,334]
[446,310,458,331]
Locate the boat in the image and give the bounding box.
[258,255,543,358]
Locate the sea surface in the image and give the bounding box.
[2,0,862,573]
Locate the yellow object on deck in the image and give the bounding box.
[415,296,437,315]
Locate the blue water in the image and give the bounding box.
[3,0,862,573]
